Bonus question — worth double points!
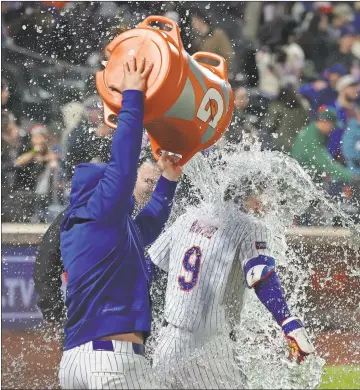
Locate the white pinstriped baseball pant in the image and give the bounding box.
[152,324,247,389]
[59,340,154,389]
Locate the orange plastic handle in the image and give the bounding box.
[192,52,228,81]
[137,15,183,49]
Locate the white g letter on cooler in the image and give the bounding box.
[197,88,224,129]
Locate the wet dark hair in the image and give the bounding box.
[223,183,243,204]
[223,177,267,204]
[224,178,289,209]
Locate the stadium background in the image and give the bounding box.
[1,1,360,389]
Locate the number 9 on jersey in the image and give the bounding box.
[178,246,202,292]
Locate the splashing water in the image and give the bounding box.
[148,141,360,389]
[234,291,326,389]
[184,144,360,253]
[3,2,360,387]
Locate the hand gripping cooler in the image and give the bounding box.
[96,15,234,165]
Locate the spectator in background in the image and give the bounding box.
[1,73,23,126]
[225,86,250,145]
[7,124,56,221]
[329,3,355,41]
[257,16,305,95]
[291,109,355,184]
[265,86,309,154]
[324,74,360,160]
[223,86,265,149]
[1,112,21,221]
[351,3,360,61]
[326,24,357,72]
[1,112,20,170]
[256,46,283,100]
[299,63,347,117]
[256,43,304,101]
[60,101,84,149]
[43,142,65,224]
[282,22,306,85]
[63,95,111,180]
[162,3,193,53]
[2,79,29,150]
[353,1,360,32]
[342,103,360,175]
[14,125,53,191]
[87,123,113,163]
[15,124,62,223]
[1,79,9,110]
[190,8,234,74]
[296,11,332,74]
[351,34,360,64]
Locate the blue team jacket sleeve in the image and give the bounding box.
[135,176,178,247]
[86,90,144,221]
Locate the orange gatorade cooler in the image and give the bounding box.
[96,15,234,165]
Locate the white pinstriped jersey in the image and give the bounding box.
[148,211,275,334]
[59,340,153,389]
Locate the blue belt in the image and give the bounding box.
[92,340,145,356]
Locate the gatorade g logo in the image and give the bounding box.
[197,88,224,129]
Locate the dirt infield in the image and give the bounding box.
[2,329,62,389]
[2,329,359,389]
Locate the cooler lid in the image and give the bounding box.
[97,16,183,109]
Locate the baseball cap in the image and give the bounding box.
[315,2,333,14]
[339,24,356,38]
[324,63,347,76]
[317,108,338,124]
[336,74,360,91]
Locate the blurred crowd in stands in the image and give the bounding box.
[1,1,360,224]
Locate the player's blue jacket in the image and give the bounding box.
[60,90,178,351]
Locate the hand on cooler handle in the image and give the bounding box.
[157,151,183,181]
[281,317,315,363]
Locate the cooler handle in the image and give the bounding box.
[192,52,228,81]
[138,15,183,49]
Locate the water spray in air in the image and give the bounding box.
[150,139,360,389]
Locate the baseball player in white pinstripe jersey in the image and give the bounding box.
[148,173,315,389]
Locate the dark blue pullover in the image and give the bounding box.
[60,90,177,350]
